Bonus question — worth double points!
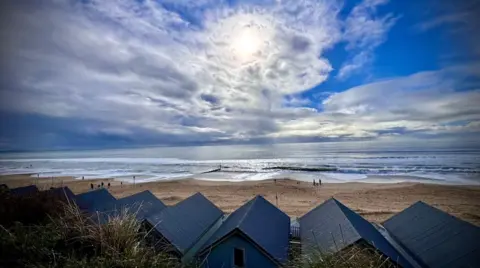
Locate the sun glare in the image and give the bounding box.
[232,27,263,58]
[212,13,274,63]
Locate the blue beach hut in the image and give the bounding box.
[199,195,290,268]
[299,198,416,268]
[95,190,167,223]
[384,201,480,268]
[10,185,39,196]
[145,193,223,258]
[75,188,116,212]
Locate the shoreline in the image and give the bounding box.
[6,171,480,186]
[1,174,480,226]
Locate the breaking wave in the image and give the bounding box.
[1,146,479,185]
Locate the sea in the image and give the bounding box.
[1,142,479,185]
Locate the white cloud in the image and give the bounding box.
[0,0,343,142]
[338,0,397,79]
[415,12,469,32]
[0,0,479,148]
[272,67,480,139]
[336,51,369,79]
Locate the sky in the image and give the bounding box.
[0,0,479,151]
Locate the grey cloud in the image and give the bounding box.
[200,94,220,105]
[1,0,478,150]
[289,34,312,53]
[322,67,480,133]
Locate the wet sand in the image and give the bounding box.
[1,174,479,226]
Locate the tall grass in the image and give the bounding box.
[0,191,179,268]
[288,244,398,268]
[1,190,400,268]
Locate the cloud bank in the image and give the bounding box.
[0,0,479,150]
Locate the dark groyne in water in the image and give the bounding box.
[201,166,338,174]
[201,168,221,174]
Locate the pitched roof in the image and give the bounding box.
[74,188,116,212]
[45,187,76,202]
[201,195,290,264]
[115,190,167,219]
[384,201,480,268]
[299,198,414,268]
[10,185,39,196]
[96,190,167,223]
[146,192,223,255]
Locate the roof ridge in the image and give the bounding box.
[300,197,336,221]
[237,195,260,228]
[388,200,480,229]
[332,199,363,236]
[173,192,202,207]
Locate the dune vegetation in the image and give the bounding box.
[0,189,396,268]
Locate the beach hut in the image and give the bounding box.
[383,201,480,268]
[114,190,166,219]
[9,185,39,196]
[44,186,75,202]
[299,198,415,268]
[199,195,290,268]
[95,190,167,223]
[74,188,116,212]
[145,193,223,258]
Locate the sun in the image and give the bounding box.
[232,27,263,59]
[211,13,274,63]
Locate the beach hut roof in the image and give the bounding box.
[116,190,166,218]
[146,192,223,255]
[75,188,116,212]
[200,195,290,265]
[299,198,415,268]
[45,186,75,202]
[97,190,167,223]
[384,201,480,268]
[10,185,39,196]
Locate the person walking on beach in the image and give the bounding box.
[107,182,111,188]
[101,182,104,188]
[319,179,322,186]
[90,183,94,190]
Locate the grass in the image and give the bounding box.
[0,190,400,268]
[0,191,179,268]
[289,245,399,268]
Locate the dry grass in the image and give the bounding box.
[1,190,403,268]
[0,191,180,268]
[288,245,399,268]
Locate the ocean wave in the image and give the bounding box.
[262,166,338,172]
[1,150,480,185]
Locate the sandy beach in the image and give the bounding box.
[2,174,480,226]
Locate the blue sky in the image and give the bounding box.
[0,0,479,150]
